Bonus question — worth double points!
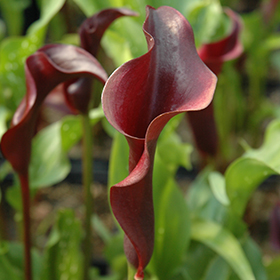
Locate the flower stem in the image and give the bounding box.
[127,262,136,280]
[19,174,32,280]
[81,114,93,280]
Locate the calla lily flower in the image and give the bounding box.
[102,5,217,279]
[187,8,243,158]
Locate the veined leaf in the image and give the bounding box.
[29,121,71,189]
[226,119,280,216]
[0,241,42,280]
[191,219,255,280]
[209,171,230,206]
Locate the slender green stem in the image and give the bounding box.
[81,114,93,280]
[19,174,32,280]
[127,262,136,280]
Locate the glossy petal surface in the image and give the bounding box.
[1,44,107,176]
[102,5,217,279]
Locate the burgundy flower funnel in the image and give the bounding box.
[102,6,217,279]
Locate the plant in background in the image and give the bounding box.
[186,8,243,166]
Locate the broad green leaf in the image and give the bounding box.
[187,168,246,238]
[149,154,191,280]
[204,256,231,280]
[183,241,217,280]
[41,209,83,280]
[226,119,280,216]
[60,116,83,152]
[191,219,255,280]
[102,29,134,66]
[0,241,42,280]
[102,16,145,63]
[208,171,230,206]
[29,121,71,189]
[187,168,213,212]
[6,182,22,211]
[108,131,129,187]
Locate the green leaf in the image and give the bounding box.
[41,209,83,280]
[204,256,231,280]
[157,114,192,174]
[187,168,246,238]
[29,121,71,189]
[0,241,42,280]
[60,116,83,152]
[184,0,226,46]
[102,16,145,63]
[6,182,22,211]
[92,214,112,245]
[226,118,280,216]
[182,241,217,280]
[157,132,192,174]
[149,154,191,280]
[187,168,213,212]
[102,29,134,66]
[208,171,230,206]
[61,107,104,152]
[242,237,267,280]
[191,219,255,280]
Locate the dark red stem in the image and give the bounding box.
[19,173,32,280]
